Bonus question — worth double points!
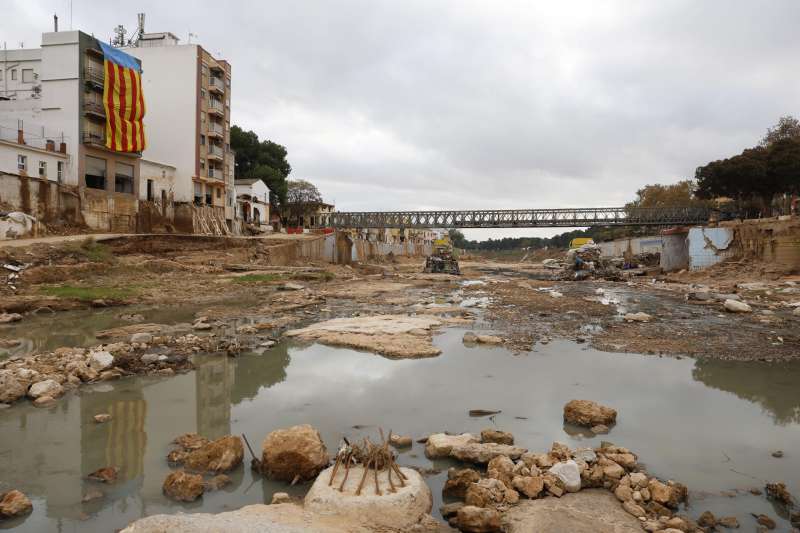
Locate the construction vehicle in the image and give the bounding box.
[424,238,461,275]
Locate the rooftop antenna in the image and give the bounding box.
[111,25,127,47]
[188,32,198,44]
[69,0,73,29]
[54,14,59,32]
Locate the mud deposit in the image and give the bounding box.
[1,330,798,532]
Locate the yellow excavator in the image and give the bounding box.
[424,237,461,275]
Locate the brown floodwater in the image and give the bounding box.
[1,328,799,531]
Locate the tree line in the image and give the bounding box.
[695,115,800,216]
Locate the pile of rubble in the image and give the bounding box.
[546,244,662,282]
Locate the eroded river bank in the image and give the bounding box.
[1,238,799,531]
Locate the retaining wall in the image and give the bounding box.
[598,236,663,258]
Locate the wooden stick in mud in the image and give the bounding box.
[356,456,372,496]
[373,459,382,495]
[338,452,353,492]
[242,433,261,471]
[329,453,342,485]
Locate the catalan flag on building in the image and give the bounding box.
[98,41,146,152]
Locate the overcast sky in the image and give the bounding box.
[6,1,800,239]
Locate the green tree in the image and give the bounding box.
[626,180,700,209]
[230,125,291,205]
[284,179,323,226]
[760,115,800,147]
[448,229,471,249]
[767,137,800,196]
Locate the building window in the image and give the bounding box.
[39,161,47,177]
[200,134,205,145]
[200,88,206,98]
[115,162,134,194]
[11,69,17,81]
[0,70,3,81]
[22,69,34,83]
[85,155,106,189]
[57,161,64,183]
[201,113,206,123]
[146,179,154,201]
[205,188,213,205]
[194,182,202,205]
[17,155,27,172]
[216,187,221,199]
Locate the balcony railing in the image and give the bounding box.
[209,76,225,92]
[83,101,106,119]
[207,121,224,137]
[84,65,104,87]
[207,144,224,158]
[82,130,105,146]
[208,99,224,114]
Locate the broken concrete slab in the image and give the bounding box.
[285,315,442,358]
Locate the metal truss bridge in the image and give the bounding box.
[320,206,711,229]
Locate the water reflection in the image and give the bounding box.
[692,358,800,424]
[1,334,799,532]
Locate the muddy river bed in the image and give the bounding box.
[1,327,799,531]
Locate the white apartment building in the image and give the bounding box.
[0,30,143,231]
[126,32,236,228]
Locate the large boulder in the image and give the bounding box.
[457,505,502,532]
[0,490,32,518]
[162,470,204,502]
[183,435,243,473]
[27,379,64,400]
[486,455,515,487]
[480,429,514,445]
[451,442,527,464]
[0,371,27,404]
[305,465,432,531]
[503,489,642,533]
[647,479,687,509]
[424,433,479,459]
[465,479,519,508]
[261,424,329,481]
[563,400,617,427]
[443,467,481,498]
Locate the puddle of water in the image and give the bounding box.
[1,331,799,531]
[0,298,264,360]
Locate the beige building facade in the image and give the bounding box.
[126,33,235,230]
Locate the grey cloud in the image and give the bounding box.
[7,0,800,239]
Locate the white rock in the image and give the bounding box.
[140,353,160,364]
[574,448,597,464]
[550,291,564,298]
[793,307,800,316]
[723,299,752,313]
[549,460,581,493]
[305,465,432,531]
[88,351,115,371]
[282,282,305,291]
[424,433,479,459]
[28,379,64,399]
[623,312,652,322]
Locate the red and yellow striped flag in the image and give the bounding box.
[99,41,146,152]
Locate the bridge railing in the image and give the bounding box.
[318,206,713,229]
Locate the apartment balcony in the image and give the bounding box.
[207,121,224,139]
[209,76,225,94]
[208,99,225,117]
[84,65,104,90]
[207,165,223,180]
[83,101,106,121]
[207,143,224,161]
[82,130,105,146]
